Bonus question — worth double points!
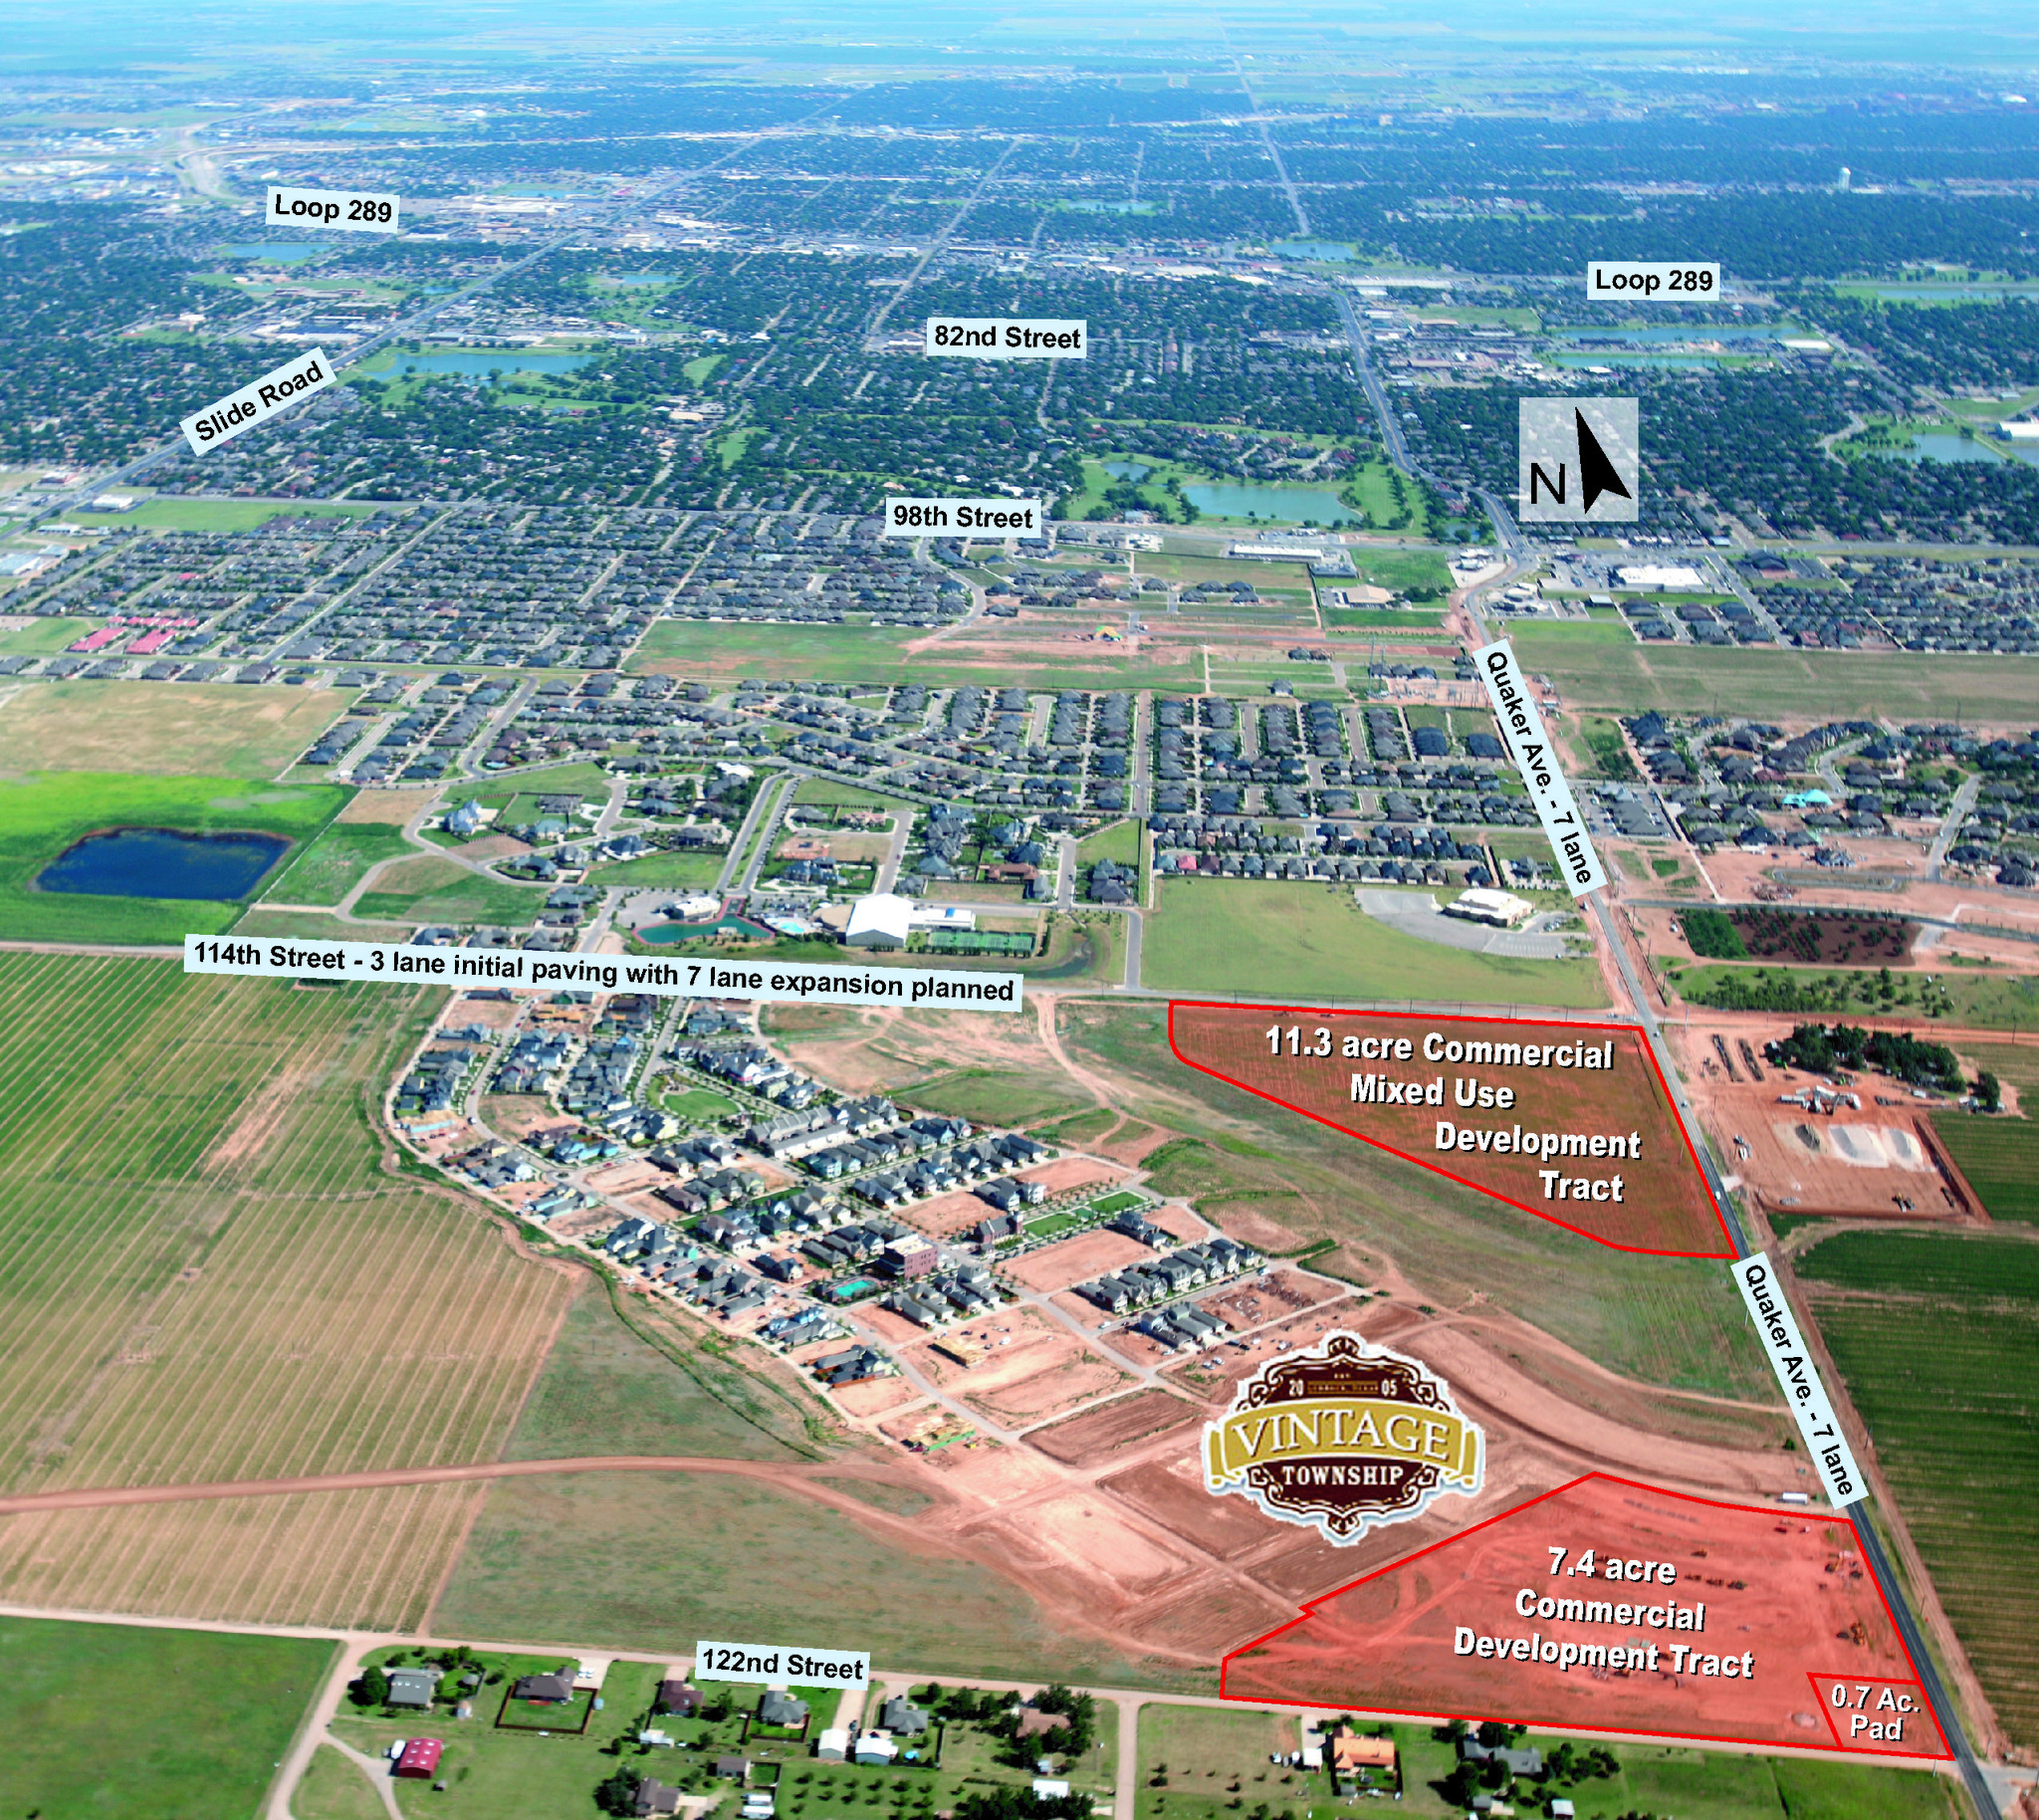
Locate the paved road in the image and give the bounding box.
[1927,775,1981,880]
[1587,890,2000,1820]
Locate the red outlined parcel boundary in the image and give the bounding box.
[1220,1472,1951,1759]
[1168,1003,1733,1256]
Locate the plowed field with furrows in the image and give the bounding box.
[0,954,573,1627]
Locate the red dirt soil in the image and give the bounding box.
[1222,1473,1947,1757]
[1170,1003,1731,1256]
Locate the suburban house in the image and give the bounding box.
[655,1680,701,1716]
[1325,1724,1397,1776]
[384,1667,441,1709]
[816,1726,850,1762]
[1458,1736,1544,1776]
[635,1780,685,1817]
[512,1669,577,1704]
[879,1695,930,1735]
[759,1690,809,1729]
[715,1755,752,1782]
[854,1730,898,1765]
[1017,1704,1071,1740]
[394,1739,443,1779]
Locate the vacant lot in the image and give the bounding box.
[0,954,574,1628]
[0,679,351,776]
[353,853,554,925]
[1142,878,1606,1009]
[633,619,1201,691]
[1929,1114,2039,1224]
[0,1614,335,1820]
[263,820,416,906]
[1510,626,2039,720]
[1795,1227,2039,1747]
[0,771,347,942]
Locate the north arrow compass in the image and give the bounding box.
[1517,396,1642,522]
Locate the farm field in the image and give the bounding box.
[0,1614,335,1820]
[1929,1114,2039,1223]
[1507,626,2039,720]
[0,771,347,942]
[262,820,417,906]
[1141,877,1606,1008]
[0,954,575,1628]
[0,678,352,775]
[1793,1228,2039,1747]
[1062,1000,1781,1410]
[432,1468,1211,1693]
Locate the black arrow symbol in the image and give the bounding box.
[1575,409,1633,512]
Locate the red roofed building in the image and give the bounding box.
[395,1738,443,1778]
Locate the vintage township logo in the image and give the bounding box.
[1204,1333,1483,1542]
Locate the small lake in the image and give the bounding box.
[38,827,292,900]
[217,243,321,263]
[1102,460,1153,480]
[380,349,594,380]
[608,273,675,286]
[1183,482,1360,525]
[1893,432,2039,469]
[1274,241,1359,261]
[1863,285,2039,302]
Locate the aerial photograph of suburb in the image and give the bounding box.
[6,0,2039,1813]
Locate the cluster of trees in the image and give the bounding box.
[1680,909,1749,961]
[1763,1022,1966,1090]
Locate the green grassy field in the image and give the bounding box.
[0,613,96,653]
[588,849,726,888]
[1931,1113,2039,1223]
[353,853,554,925]
[633,620,1201,690]
[0,955,575,1628]
[662,1085,739,1122]
[898,1065,1095,1127]
[1141,878,1606,1008]
[57,497,386,534]
[234,907,421,943]
[262,820,416,906]
[1794,1227,2039,1746]
[0,771,347,941]
[1509,625,2039,720]
[433,1469,1215,1693]
[0,1615,335,1820]
[292,1742,387,1820]
[793,778,910,808]
[1078,818,1142,867]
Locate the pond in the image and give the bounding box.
[379,348,594,381]
[1101,460,1153,481]
[216,243,322,263]
[1183,482,1361,525]
[1892,432,2039,469]
[609,273,675,286]
[37,827,292,900]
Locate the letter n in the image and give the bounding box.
[1529,461,1566,505]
